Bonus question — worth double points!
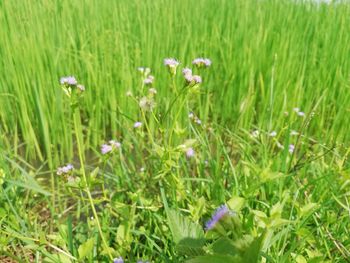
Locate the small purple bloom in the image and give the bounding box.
[134,121,142,128]
[289,144,295,153]
[184,74,193,83]
[57,164,74,175]
[182,68,192,76]
[192,75,202,84]
[195,118,202,125]
[203,58,212,66]
[60,76,77,86]
[101,144,113,155]
[144,75,154,85]
[205,205,230,231]
[164,58,180,67]
[113,257,124,263]
[269,131,277,137]
[77,84,85,91]
[186,147,195,158]
[192,58,212,68]
[109,140,121,149]
[297,111,305,117]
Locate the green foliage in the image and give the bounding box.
[0,0,350,262]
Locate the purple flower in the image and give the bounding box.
[192,58,212,68]
[205,205,230,231]
[164,58,180,67]
[186,147,195,158]
[192,75,202,84]
[77,84,85,91]
[57,164,74,175]
[182,68,192,76]
[109,140,121,149]
[203,58,212,67]
[195,118,202,125]
[101,144,113,155]
[269,131,277,137]
[113,257,124,263]
[144,75,154,85]
[184,74,193,83]
[134,122,142,128]
[297,111,305,117]
[137,261,150,263]
[60,76,77,86]
[183,71,202,84]
[289,144,295,153]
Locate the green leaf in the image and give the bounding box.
[227,196,245,212]
[299,203,319,217]
[177,237,206,256]
[242,233,264,263]
[212,237,237,255]
[78,238,94,259]
[166,209,204,244]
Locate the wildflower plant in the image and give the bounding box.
[60,76,85,109]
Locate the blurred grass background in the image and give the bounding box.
[0,0,350,164]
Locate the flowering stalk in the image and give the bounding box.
[60,77,113,260]
[73,108,113,260]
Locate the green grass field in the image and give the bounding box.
[1,0,350,262]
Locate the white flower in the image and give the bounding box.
[134,122,142,128]
[251,130,260,138]
[289,144,295,153]
[269,131,277,137]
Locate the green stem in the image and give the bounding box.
[73,109,113,260]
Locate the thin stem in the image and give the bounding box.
[73,109,113,260]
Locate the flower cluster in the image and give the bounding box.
[188,112,202,125]
[293,107,305,117]
[101,140,121,155]
[164,58,180,75]
[192,57,212,68]
[138,67,154,85]
[59,76,85,106]
[182,68,202,85]
[139,96,156,112]
[113,257,124,263]
[60,76,78,86]
[205,205,231,231]
[144,75,154,85]
[186,147,195,158]
[289,144,295,153]
[57,164,74,175]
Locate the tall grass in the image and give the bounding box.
[1,0,349,163]
[1,0,350,262]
